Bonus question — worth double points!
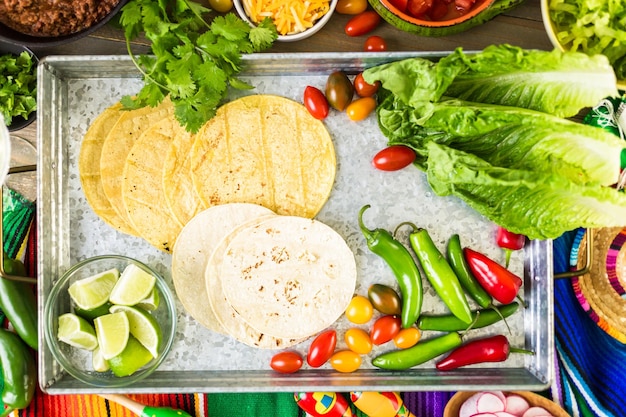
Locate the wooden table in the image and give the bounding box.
[14,0,553,147]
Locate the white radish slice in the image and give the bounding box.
[476,392,506,413]
[459,393,483,417]
[522,406,553,417]
[471,414,499,417]
[504,394,530,415]
[494,412,520,417]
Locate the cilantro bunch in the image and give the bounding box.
[120,0,278,133]
[0,51,37,127]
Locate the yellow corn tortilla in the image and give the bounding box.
[100,97,174,230]
[219,215,357,340]
[190,94,336,218]
[122,116,184,253]
[78,103,138,236]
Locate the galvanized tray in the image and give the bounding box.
[37,53,554,394]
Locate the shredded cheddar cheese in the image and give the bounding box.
[243,0,331,36]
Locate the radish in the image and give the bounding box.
[522,406,553,417]
[504,394,530,415]
[459,393,482,417]
[476,392,506,413]
[494,412,521,417]
[471,414,499,417]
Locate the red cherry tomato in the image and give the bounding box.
[370,315,402,345]
[353,72,380,97]
[429,0,449,20]
[329,350,362,373]
[346,97,377,121]
[303,86,330,120]
[364,35,387,52]
[345,295,374,324]
[372,145,416,171]
[307,329,337,367]
[345,11,381,37]
[336,0,368,14]
[270,351,304,373]
[388,0,408,12]
[407,0,433,17]
[345,328,373,354]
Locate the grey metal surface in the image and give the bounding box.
[37,53,554,394]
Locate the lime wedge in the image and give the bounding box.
[109,305,162,358]
[136,287,160,311]
[92,346,110,372]
[57,313,99,351]
[94,311,130,360]
[68,268,119,310]
[109,264,156,306]
[75,302,112,322]
[107,335,153,377]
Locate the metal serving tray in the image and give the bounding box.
[37,53,554,394]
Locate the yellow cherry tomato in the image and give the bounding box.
[393,327,421,349]
[208,0,233,13]
[346,97,377,121]
[336,0,368,14]
[344,328,373,354]
[345,295,374,324]
[330,350,362,373]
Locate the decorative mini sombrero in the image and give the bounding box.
[570,227,626,343]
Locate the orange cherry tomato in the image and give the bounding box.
[353,72,380,97]
[345,11,381,37]
[270,351,304,373]
[336,0,368,14]
[307,329,337,367]
[372,145,416,171]
[303,86,329,120]
[330,350,362,373]
[364,35,387,52]
[370,315,402,345]
[393,327,421,349]
[345,328,373,354]
[346,97,377,121]
[345,295,374,324]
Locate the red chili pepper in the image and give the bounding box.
[495,226,526,268]
[435,334,534,371]
[463,247,522,305]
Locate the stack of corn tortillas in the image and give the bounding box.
[78,94,337,253]
[171,203,357,348]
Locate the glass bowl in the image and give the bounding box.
[43,255,177,388]
[233,0,337,42]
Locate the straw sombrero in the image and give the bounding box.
[570,227,626,343]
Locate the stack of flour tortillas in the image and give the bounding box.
[79,94,337,253]
[172,203,357,348]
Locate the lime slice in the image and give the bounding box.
[94,311,130,360]
[136,287,160,311]
[75,302,112,322]
[68,268,120,310]
[109,264,157,306]
[109,305,162,358]
[57,313,99,351]
[92,346,110,372]
[107,335,154,377]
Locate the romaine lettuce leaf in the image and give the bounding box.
[378,97,626,186]
[425,142,626,240]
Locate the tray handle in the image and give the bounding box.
[0,164,37,284]
[553,228,592,279]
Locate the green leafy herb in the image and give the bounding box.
[119,0,278,133]
[0,51,37,127]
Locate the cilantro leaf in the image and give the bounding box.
[120,0,277,132]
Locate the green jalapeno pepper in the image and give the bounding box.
[0,253,38,350]
[358,205,423,328]
[446,234,493,309]
[399,224,472,324]
[417,302,520,332]
[372,332,462,370]
[0,328,36,410]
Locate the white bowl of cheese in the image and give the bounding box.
[234,0,337,42]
